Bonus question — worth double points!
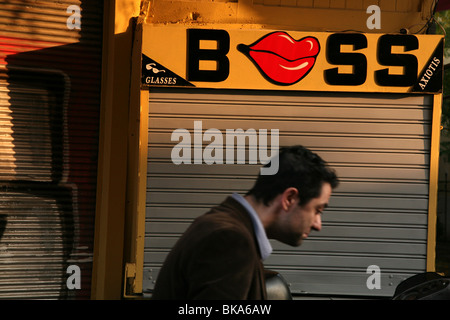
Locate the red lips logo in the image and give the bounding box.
[238,32,320,86]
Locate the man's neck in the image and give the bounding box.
[243,194,278,230]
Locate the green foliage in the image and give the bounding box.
[435,11,450,49]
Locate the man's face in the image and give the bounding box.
[275,182,332,247]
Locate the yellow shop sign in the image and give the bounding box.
[141,25,444,94]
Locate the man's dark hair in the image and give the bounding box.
[246,145,339,206]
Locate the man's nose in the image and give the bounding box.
[312,214,322,232]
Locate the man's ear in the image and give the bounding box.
[281,187,299,211]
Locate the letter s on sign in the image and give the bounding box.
[375,34,418,87]
[325,33,419,88]
[324,33,368,86]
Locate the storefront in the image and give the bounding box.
[130,24,444,298]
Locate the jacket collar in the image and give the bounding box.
[221,194,273,261]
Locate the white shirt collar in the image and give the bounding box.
[231,193,273,261]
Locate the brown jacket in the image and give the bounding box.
[151,196,267,300]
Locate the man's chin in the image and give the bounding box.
[284,237,304,247]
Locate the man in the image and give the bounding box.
[151,145,339,300]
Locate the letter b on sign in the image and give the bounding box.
[366,265,381,290]
[187,29,230,82]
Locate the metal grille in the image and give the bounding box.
[143,88,432,298]
[0,0,103,299]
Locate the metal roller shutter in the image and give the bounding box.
[143,88,432,298]
[0,1,103,299]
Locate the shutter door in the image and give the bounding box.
[143,88,432,298]
[0,1,103,299]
